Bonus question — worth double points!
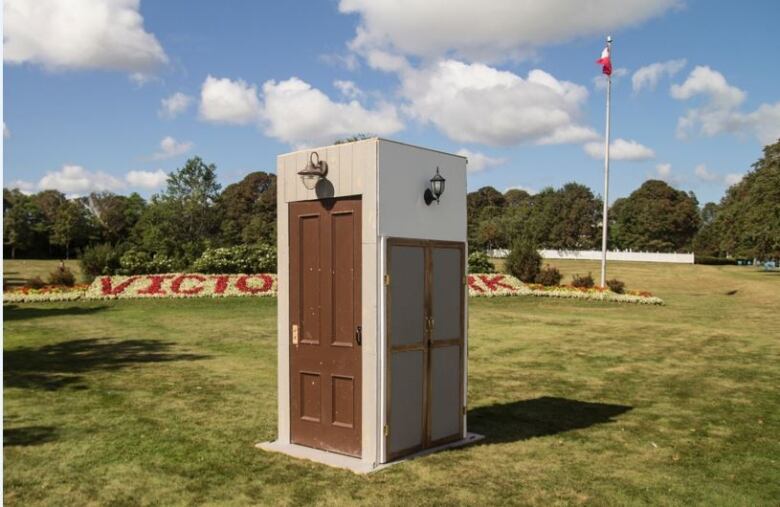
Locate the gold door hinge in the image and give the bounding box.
[383,424,390,436]
[384,274,391,286]
[462,275,467,285]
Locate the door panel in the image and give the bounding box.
[388,350,425,454]
[431,247,463,342]
[290,197,361,457]
[389,246,425,347]
[429,345,462,442]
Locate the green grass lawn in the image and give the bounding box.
[4,259,84,287]
[4,262,779,505]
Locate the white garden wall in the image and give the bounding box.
[488,249,694,264]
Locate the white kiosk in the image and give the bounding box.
[259,138,480,472]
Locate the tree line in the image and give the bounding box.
[469,140,779,260]
[3,157,276,270]
[4,140,779,266]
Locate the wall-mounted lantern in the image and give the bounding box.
[297,151,328,190]
[424,167,446,205]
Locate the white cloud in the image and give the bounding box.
[125,169,168,189]
[199,75,262,125]
[38,165,124,194]
[593,67,628,91]
[694,163,745,187]
[260,77,403,147]
[670,66,780,144]
[632,59,686,93]
[724,173,743,186]
[670,66,745,107]
[334,80,364,99]
[506,185,536,195]
[3,122,10,138]
[694,163,719,182]
[653,162,682,185]
[4,0,167,76]
[401,60,597,146]
[583,138,655,161]
[151,136,193,160]
[318,52,359,71]
[340,0,678,64]
[456,148,506,173]
[10,180,35,194]
[159,92,193,118]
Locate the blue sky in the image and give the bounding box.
[3,0,779,204]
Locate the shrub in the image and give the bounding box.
[535,265,562,286]
[606,278,626,294]
[694,256,737,265]
[48,267,76,287]
[468,251,495,273]
[119,250,181,275]
[80,243,122,279]
[504,240,541,283]
[571,272,595,288]
[27,276,46,289]
[191,244,277,274]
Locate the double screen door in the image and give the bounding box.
[386,238,466,459]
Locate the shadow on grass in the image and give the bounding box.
[469,396,632,444]
[3,305,110,321]
[4,338,210,391]
[4,426,58,447]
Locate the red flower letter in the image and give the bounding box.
[467,275,484,293]
[137,275,175,295]
[101,276,140,296]
[211,275,230,294]
[171,274,207,295]
[235,274,273,294]
[479,275,516,292]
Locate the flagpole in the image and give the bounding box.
[600,35,612,288]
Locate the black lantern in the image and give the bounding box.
[424,167,446,205]
[297,151,328,190]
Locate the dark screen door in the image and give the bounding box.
[289,196,362,457]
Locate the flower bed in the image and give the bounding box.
[3,273,662,305]
[3,284,90,303]
[84,273,277,300]
[468,274,663,305]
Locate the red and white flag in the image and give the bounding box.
[596,45,612,76]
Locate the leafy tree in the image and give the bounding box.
[610,180,701,252]
[81,191,146,244]
[217,171,276,245]
[504,188,531,207]
[548,183,601,249]
[132,157,222,263]
[467,186,506,249]
[3,192,43,258]
[50,200,89,259]
[700,140,780,259]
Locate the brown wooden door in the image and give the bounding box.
[289,196,362,457]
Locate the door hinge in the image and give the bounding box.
[462,275,467,285]
[462,405,467,415]
[383,424,390,437]
[384,274,391,286]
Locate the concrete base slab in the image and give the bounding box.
[256,433,484,474]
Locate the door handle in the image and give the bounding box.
[355,326,362,346]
